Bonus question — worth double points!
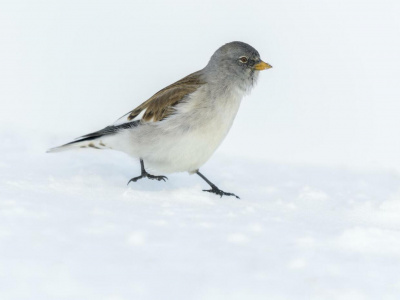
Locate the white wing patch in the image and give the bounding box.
[113,108,148,126]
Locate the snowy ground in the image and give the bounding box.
[2,0,400,299]
[1,133,400,300]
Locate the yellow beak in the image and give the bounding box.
[254,60,272,70]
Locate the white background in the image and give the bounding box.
[1,0,399,171]
[1,1,400,299]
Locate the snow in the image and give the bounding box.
[1,0,400,298]
[1,133,400,299]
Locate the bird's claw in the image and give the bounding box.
[147,174,168,182]
[127,176,142,185]
[127,173,168,185]
[203,188,240,199]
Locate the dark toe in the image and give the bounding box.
[127,176,142,185]
[224,192,240,199]
[202,188,239,199]
[147,174,168,182]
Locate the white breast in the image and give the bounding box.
[114,85,245,174]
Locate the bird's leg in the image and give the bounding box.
[127,159,168,185]
[196,170,239,199]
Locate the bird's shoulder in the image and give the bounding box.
[114,70,205,125]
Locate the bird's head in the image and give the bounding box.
[204,41,272,90]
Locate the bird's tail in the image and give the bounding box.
[47,121,139,153]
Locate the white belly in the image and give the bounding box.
[124,89,243,174]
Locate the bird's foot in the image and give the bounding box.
[127,172,168,185]
[203,187,240,199]
[147,174,168,182]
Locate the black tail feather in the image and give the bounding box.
[67,120,140,145]
[47,121,140,152]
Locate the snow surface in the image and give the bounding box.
[1,133,400,300]
[1,0,400,298]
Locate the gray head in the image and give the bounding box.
[203,41,272,92]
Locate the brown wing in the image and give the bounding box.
[126,70,205,122]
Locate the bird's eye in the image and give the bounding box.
[239,56,248,63]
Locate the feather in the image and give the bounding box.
[115,71,205,124]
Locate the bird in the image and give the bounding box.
[48,41,272,198]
